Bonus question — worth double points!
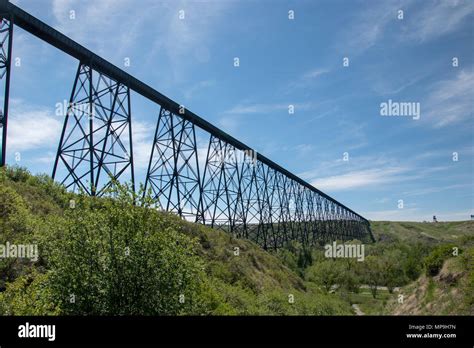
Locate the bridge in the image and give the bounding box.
[0,0,374,249]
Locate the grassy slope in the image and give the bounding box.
[1,167,472,315]
[0,168,351,315]
[370,220,474,315]
[383,255,473,315]
[371,220,473,244]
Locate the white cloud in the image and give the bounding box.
[223,101,314,115]
[299,153,454,194]
[339,0,474,56]
[364,208,420,221]
[310,167,407,191]
[364,208,472,222]
[337,0,399,55]
[403,0,474,42]
[217,101,316,133]
[129,119,154,171]
[7,99,63,152]
[424,70,474,127]
[402,183,472,197]
[303,69,329,79]
[183,80,216,100]
[50,0,233,84]
[223,103,286,115]
[284,68,329,93]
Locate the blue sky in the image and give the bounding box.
[4,0,474,221]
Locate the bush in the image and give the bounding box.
[305,260,344,292]
[0,269,60,315]
[423,244,456,276]
[41,183,212,315]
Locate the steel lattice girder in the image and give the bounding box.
[0,15,12,167]
[145,106,203,221]
[52,63,135,196]
[0,0,375,246]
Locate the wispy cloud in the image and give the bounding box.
[363,207,420,221]
[402,0,474,42]
[424,70,474,127]
[401,183,472,197]
[285,68,329,92]
[364,208,472,222]
[337,0,400,55]
[299,153,454,193]
[50,0,233,84]
[223,101,314,115]
[339,0,474,56]
[310,167,407,191]
[183,80,216,100]
[218,101,316,133]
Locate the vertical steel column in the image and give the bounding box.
[274,172,289,247]
[0,15,12,167]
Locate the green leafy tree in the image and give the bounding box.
[43,183,212,315]
[306,260,344,292]
[363,255,383,298]
[380,249,407,293]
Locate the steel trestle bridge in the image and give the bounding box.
[0,0,374,249]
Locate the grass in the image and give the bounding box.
[371,221,473,244]
[349,288,394,315]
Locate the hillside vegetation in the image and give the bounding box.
[362,221,473,315]
[0,166,472,315]
[372,220,473,244]
[0,166,351,315]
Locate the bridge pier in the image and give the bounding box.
[0,15,12,167]
[52,62,135,196]
[144,106,203,221]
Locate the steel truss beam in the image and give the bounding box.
[52,63,134,196]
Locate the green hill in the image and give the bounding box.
[384,253,473,315]
[1,166,472,316]
[0,166,351,315]
[371,220,473,244]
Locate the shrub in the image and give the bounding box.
[423,244,456,276]
[42,183,212,315]
[305,260,344,292]
[0,269,60,315]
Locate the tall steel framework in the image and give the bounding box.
[0,0,375,248]
[52,63,135,196]
[0,13,12,167]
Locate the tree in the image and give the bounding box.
[43,183,211,315]
[363,256,383,298]
[380,249,406,293]
[306,260,345,292]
